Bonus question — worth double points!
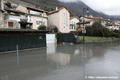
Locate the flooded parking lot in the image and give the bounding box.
[0,42,120,80]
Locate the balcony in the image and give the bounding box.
[20,15,27,22]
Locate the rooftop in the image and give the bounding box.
[70,16,79,20]
[49,7,70,15]
[77,20,91,25]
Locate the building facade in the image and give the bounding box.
[0,0,4,28]
[70,16,79,31]
[3,9,26,29]
[48,7,70,33]
[16,5,48,29]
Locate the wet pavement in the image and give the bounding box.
[0,41,120,80]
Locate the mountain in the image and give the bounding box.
[20,0,64,11]
[62,1,108,17]
[8,0,120,19]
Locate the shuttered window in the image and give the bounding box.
[8,22,13,27]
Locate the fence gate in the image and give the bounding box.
[46,34,56,45]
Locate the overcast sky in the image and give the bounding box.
[59,0,120,15]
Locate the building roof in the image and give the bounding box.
[70,16,79,20]
[85,16,102,20]
[112,24,120,26]
[77,20,91,25]
[48,7,70,15]
[27,6,47,13]
[84,16,110,21]
[5,9,25,14]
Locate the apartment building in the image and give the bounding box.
[48,7,70,33]
[16,5,48,29]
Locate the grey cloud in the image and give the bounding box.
[59,0,120,15]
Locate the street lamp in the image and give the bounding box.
[82,7,89,44]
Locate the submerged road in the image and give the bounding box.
[0,42,120,80]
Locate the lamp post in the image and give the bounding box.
[82,7,89,44]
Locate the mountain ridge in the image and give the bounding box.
[8,0,120,19]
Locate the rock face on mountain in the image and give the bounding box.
[62,1,106,16]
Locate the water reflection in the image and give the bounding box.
[47,44,70,66]
[0,75,9,80]
[74,49,80,56]
[47,53,70,66]
[47,44,57,54]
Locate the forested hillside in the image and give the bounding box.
[21,0,64,11]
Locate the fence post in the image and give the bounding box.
[16,45,19,56]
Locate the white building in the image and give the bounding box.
[2,9,25,29]
[80,16,109,27]
[70,16,79,31]
[106,25,120,30]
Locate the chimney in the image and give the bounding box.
[56,7,58,11]
[1,0,4,10]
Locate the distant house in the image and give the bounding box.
[16,5,48,29]
[3,9,27,29]
[80,16,109,27]
[106,24,120,30]
[114,20,120,26]
[48,7,70,33]
[0,0,5,28]
[0,1,29,29]
[70,16,79,31]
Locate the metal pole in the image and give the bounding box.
[83,8,85,44]
[16,45,19,56]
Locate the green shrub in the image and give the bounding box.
[53,27,58,33]
[47,25,58,33]
[38,25,46,30]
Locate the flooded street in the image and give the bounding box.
[0,42,120,80]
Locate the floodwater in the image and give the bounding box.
[0,41,120,80]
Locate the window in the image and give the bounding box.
[42,18,43,22]
[42,22,45,25]
[36,21,40,25]
[40,14,42,16]
[8,22,14,27]
[64,20,66,25]
[29,16,31,21]
[62,20,66,28]
[48,16,50,19]
[63,13,66,17]
[52,21,53,25]
[54,14,56,18]
[74,22,76,24]
[54,20,56,25]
